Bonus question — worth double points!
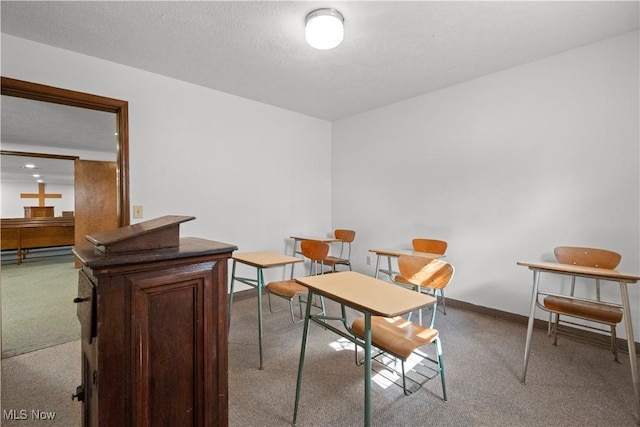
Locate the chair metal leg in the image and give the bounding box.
[428,300,438,328]
[266,291,281,314]
[267,292,302,324]
[393,340,448,399]
[435,336,447,401]
[552,314,560,346]
[611,325,620,363]
[400,361,411,396]
[297,295,304,320]
[267,292,324,324]
[364,338,446,400]
[289,295,304,324]
[440,289,447,315]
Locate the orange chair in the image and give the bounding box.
[394,238,449,317]
[412,238,447,256]
[323,229,356,272]
[351,255,454,397]
[540,246,623,361]
[266,240,329,323]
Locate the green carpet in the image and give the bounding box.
[1,252,80,358]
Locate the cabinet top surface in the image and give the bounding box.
[74,237,237,268]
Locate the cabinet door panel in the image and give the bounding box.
[128,262,217,427]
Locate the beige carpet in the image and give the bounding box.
[1,340,81,427]
[1,251,80,358]
[228,296,639,426]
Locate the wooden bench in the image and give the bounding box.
[1,217,75,264]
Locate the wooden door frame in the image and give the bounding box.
[1,76,130,227]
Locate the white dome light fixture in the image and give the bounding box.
[305,8,344,50]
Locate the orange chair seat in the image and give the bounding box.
[351,316,439,360]
[266,280,308,298]
[543,296,623,324]
[324,256,349,266]
[393,275,413,286]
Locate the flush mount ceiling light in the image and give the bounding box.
[305,8,344,50]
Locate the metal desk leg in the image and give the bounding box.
[228,259,238,329]
[364,313,372,427]
[521,269,540,384]
[415,286,423,326]
[619,281,640,423]
[374,255,382,279]
[257,267,265,370]
[293,290,314,426]
[291,238,299,279]
[386,255,394,281]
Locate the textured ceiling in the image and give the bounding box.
[1,96,117,185]
[2,1,638,121]
[1,96,117,152]
[1,154,75,186]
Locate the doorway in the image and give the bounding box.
[1,76,130,227]
[1,77,130,425]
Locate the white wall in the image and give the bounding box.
[0,182,75,218]
[0,144,114,218]
[1,182,74,218]
[332,31,640,340]
[1,34,333,285]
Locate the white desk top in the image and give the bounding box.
[290,235,341,243]
[295,271,436,317]
[517,261,640,282]
[233,251,303,268]
[369,248,444,258]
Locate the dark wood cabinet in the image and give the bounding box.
[73,216,236,426]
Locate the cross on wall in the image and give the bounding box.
[20,183,62,207]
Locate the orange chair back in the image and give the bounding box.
[554,246,620,270]
[301,240,330,262]
[334,229,356,243]
[398,255,454,290]
[412,239,447,255]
